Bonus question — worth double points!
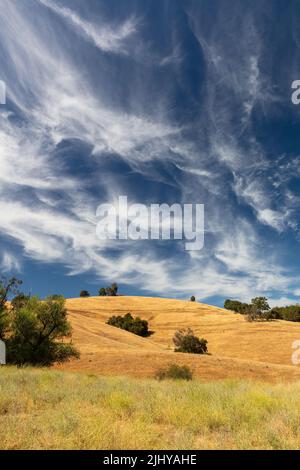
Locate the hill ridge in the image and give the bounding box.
[55,296,300,383]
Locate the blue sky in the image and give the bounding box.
[0,0,300,307]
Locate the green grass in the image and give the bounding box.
[1,367,300,449]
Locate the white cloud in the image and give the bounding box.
[1,252,21,273]
[0,0,298,305]
[38,0,139,55]
[268,297,300,308]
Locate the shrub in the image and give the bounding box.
[224,299,250,314]
[99,288,107,296]
[173,328,208,354]
[80,290,90,297]
[6,295,80,366]
[107,312,150,337]
[190,296,196,302]
[155,364,193,381]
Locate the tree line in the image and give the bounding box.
[80,283,118,298]
[224,297,300,322]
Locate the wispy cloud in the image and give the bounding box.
[0,0,299,304]
[38,0,139,55]
[1,252,21,273]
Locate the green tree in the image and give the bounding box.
[110,283,118,296]
[99,288,107,296]
[0,277,22,340]
[11,293,30,311]
[80,290,90,297]
[105,283,118,296]
[247,297,271,321]
[7,296,79,366]
[270,305,300,322]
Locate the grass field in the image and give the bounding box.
[3,296,300,450]
[1,367,300,450]
[55,296,300,382]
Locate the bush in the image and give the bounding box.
[80,290,90,297]
[5,295,79,366]
[190,296,196,302]
[173,328,208,354]
[99,288,107,296]
[107,312,150,337]
[155,364,193,381]
[224,299,250,314]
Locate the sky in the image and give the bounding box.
[0,0,300,307]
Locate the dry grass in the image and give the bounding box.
[1,367,300,450]
[54,296,300,383]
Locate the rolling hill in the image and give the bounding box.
[55,296,300,382]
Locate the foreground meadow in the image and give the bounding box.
[1,367,300,450]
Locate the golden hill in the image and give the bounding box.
[55,296,300,383]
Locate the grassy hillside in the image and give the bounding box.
[1,367,300,450]
[56,296,300,382]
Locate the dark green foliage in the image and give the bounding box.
[6,296,79,366]
[0,304,8,341]
[224,297,300,322]
[110,283,118,296]
[246,297,271,322]
[0,277,22,310]
[270,305,300,322]
[225,297,271,320]
[251,297,270,313]
[173,328,208,354]
[190,296,196,302]
[0,277,22,340]
[107,312,150,337]
[80,290,90,297]
[0,276,79,366]
[225,296,300,323]
[47,294,65,301]
[224,299,250,314]
[155,364,193,381]
[11,293,30,310]
[99,283,118,296]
